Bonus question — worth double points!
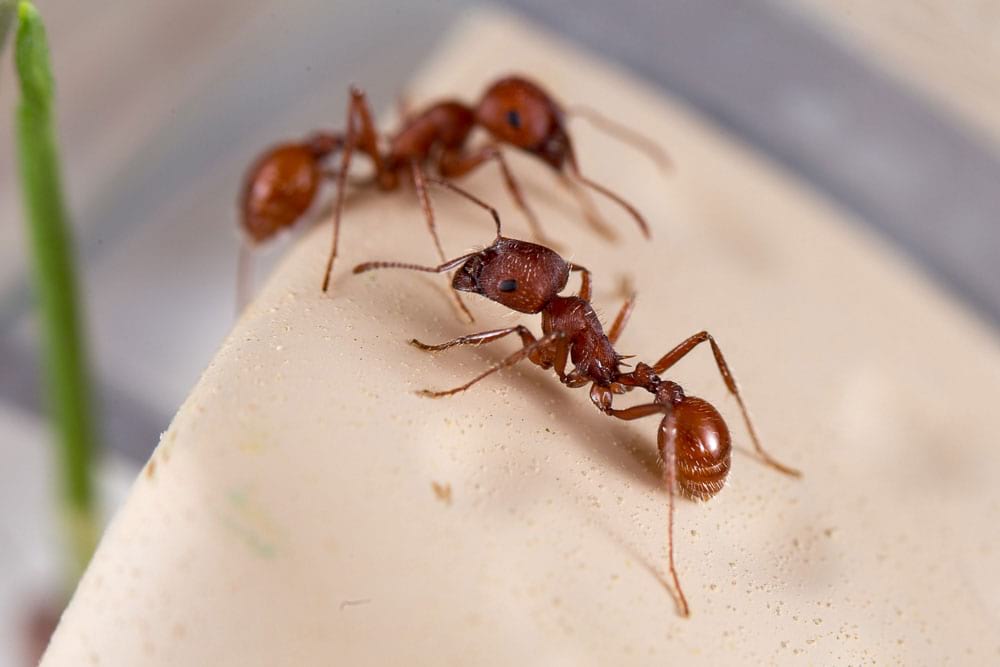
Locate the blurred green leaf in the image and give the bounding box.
[15,0,100,587]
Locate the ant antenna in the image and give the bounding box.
[353,251,477,276]
[567,105,673,174]
[425,177,503,239]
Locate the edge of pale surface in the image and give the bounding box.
[41,8,1000,666]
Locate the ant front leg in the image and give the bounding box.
[410,325,537,353]
[438,144,553,247]
[415,331,565,398]
[653,331,800,477]
[607,293,636,345]
[568,263,592,301]
[557,172,618,241]
[410,323,570,381]
[322,87,392,292]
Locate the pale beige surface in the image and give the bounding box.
[787,0,1000,149]
[42,10,1000,666]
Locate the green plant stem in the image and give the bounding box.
[14,0,99,587]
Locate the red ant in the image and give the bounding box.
[353,179,799,618]
[237,75,670,310]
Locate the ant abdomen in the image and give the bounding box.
[664,397,732,501]
[241,144,325,243]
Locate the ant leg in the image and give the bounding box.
[322,87,390,292]
[605,402,662,420]
[416,331,564,398]
[601,403,689,616]
[565,151,651,239]
[413,322,570,380]
[411,161,474,323]
[439,145,553,246]
[410,161,448,263]
[568,263,591,301]
[652,332,800,477]
[411,325,536,353]
[658,414,690,617]
[607,293,636,344]
[557,172,618,241]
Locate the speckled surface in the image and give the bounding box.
[41,12,1000,665]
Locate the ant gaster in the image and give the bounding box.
[237,75,670,309]
[353,180,799,618]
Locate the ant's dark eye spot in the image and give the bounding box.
[506,109,521,130]
[498,279,518,293]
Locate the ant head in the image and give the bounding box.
[662,394,732,501]
[475,76,573,170]
[452,237,569,313]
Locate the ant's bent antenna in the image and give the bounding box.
[426,177,503,239]
[567,105,673,174]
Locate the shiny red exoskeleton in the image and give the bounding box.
[353,180,799,618]
[237,75,670,309]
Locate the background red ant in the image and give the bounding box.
[237,74,670,310]
[353,179,799,617]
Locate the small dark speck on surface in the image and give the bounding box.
[432,481,453,505]
[340,598,372,610]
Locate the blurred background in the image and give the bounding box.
[1,0,998,664]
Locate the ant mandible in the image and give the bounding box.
[238,74,670,310]
[353,179,799,618]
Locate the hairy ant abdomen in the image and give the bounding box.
[666,397,732,501]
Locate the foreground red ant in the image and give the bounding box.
[238,74,669,309]
[353,180,799,617]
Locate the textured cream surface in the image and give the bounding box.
[42,10,1000,666]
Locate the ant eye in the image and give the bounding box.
[498,279,518,292]
[506,109,521,129]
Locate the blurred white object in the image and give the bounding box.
[0,404,135,667]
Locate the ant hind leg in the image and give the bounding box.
[652,331,800,477]
[658,415,691,617]
[322,87,391,292]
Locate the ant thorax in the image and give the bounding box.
[543,296,621,386]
